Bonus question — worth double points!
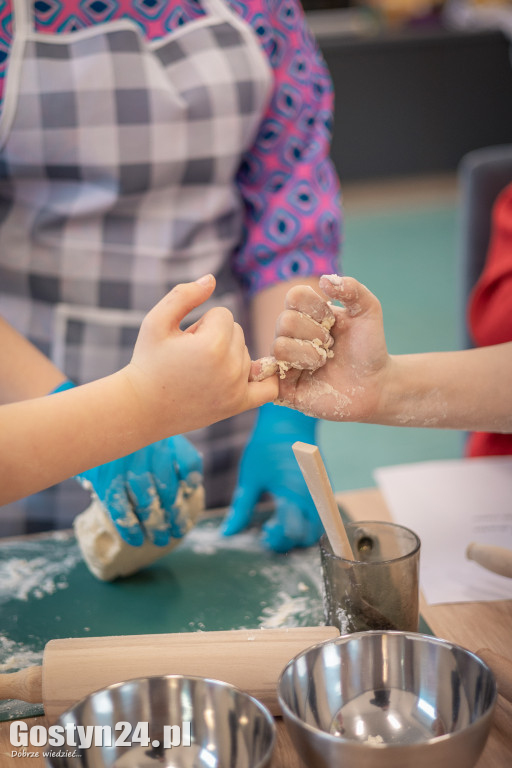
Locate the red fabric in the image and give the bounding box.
[466,182,512,457]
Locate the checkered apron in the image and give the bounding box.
[0,0,273,530]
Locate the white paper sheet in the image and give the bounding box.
[374,457,512,605]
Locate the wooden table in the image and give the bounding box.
[337,488,512,767]
[1,488,511,766]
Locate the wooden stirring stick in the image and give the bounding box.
[292,441,354,560]
[293,442,405,631]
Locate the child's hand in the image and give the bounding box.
[249,285,336,382]
[272,275,391,422]
[124,275,278,438]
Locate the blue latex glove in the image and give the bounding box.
[50,380,203,547]
[222,402,323,552]
[51,380,76,394]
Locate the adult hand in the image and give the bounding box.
[49,381,203,547]
[77,435,203,547]
[222,403,323,552]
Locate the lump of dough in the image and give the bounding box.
[253,341,333,382]
[73,481,204,581]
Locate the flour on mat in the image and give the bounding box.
[184,521,265,555]
[0,533,81,604]
[258,549,324,628]
[258,592,312,628]
[0,636,43,672]
[0,636,45,720]
[182,520,325,628]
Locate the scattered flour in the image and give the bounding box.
[0,538,82,605]
[258,549,324,628]
[259,591,312,628]
[0,695,43,721]
[335,608,355,635]
[0,637,44,719]
[0,536,80,718]
[0,636,43,672]
[182,519,325,628]
[184,520,266,555]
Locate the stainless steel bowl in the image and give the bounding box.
[278,631,496,768]
[45,675,275,768]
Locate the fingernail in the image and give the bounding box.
[196,274,214,286]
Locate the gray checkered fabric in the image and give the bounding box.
[0,0,272,530]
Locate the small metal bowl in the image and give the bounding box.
[278,631,496,768]
[45,675,275,768]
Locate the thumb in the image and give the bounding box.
[245,378,279,410]
[150,275,216,334]
[318,274,376,318]
[249,356,279,382]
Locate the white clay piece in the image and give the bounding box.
[74,481,205,581]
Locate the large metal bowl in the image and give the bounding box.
[277,631,496,768]
[45,675,275,768]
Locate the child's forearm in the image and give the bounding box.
[0,317,66,403]
[377,343,512,432]
[0,371,151,504]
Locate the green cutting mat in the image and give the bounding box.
[0,515,326,721]
[0,507,431,722]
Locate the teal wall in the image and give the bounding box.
[320,200,463,492]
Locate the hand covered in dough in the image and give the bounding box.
[250,285,336,382]
[272,275,391,422]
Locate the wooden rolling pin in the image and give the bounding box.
[0,627,338,722]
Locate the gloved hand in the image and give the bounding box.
[50,381,203,547]
[222,402,323,552]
